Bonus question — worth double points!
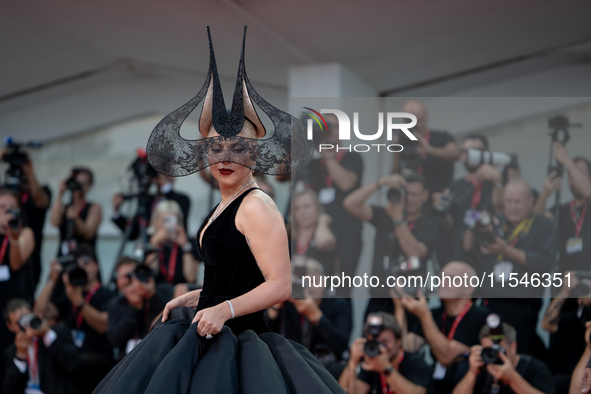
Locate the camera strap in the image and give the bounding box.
[27,337,39,386]
[159,243,178,284]
[441,301,472,340]
[0,236,9,265]
[469,179,483,210]
[497,217,533,261]
[570,201,587,237]
[74,283,100,329]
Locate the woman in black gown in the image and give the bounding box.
[93,27,344,394]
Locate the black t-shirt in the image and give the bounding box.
[547,298,587,374]
[474,354,554,394]
[57,201,97,257]
[296,152,364,236]
[357,351,432,392]
[56,285,116,359]
[154,242,190,285]
[406,130,456,193]
[410,304,490,348]
[289,235,337,276]
[557,201,591,272]
[467,214,558,298]
[368,206,438,297]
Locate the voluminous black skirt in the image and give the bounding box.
[93,308,345,394]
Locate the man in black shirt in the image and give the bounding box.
[453,322,554,394]
[294,114,364,295]
[392,100,460,194]
[402,261,490,394]
[108,257,165,360]
[112,173,191,241]
[344,172,438,316]
[339,312,431,394]
[463,179,558,359]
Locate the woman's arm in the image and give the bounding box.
[73,203,102,241]
[193,191,292,336]
[9,227,35,271]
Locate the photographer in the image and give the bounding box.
[50,167,102,256]
[344,172,437,316]
[392,100,460,193]
[34,245,115,394]
[107,257,165,360]
[267,257,351,378]
[401,261,490,394]
[112,172,191,241]
[463,179,558,358]
[453,321,553,394]
[145,200,199,287]
[542,272,591,392]
[1,146,51,291]
[338,312,430,394]
[0,190,35,353]
[2,298,80,394]
[533,143,591,272]
[445,133,504,258]
[294,113,364,296]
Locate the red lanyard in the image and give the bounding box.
[27,337,39,383]
[19,191,30,205]
[0,237,9,266]
[160,244,178,284]
[379,351,405,394]
[570,201,588,237]
[469,180,483,209]
[74,283,100,329]
[323,150,346,188]
[441,301,473,340]
[296,232,314,255]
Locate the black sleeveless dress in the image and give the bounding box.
[93,188,345,394]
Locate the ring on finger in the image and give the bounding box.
[206,333,213,339]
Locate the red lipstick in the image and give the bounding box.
[219,168,234,176]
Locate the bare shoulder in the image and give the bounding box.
[236,189,284,232]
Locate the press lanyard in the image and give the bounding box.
[323,150,346,188]
[379,351,405,394]
[74,283,100,329]
[498,217,533,260]
[570,201,588,237]
[27,337,39,384]
[441,301,473,340]
[296,232,314,255]
[0,237,9,265]
[469,180,483,209]
[160,244,178,284]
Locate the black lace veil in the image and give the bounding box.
[146,26,313,176]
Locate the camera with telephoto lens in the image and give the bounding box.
[364,314,385,357]
[6,208,21,230]
[481,314,506,365]
[386,187,406,204]
[291,255,307,298]
[464,149,516,172]
[133,263,153,284]
[18,313,42,332]
[57,254,88,287]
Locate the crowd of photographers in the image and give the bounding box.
[1,99,591,393]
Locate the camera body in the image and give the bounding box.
[2,140,29,193]
[18,313,42,332]
[364,315,385,357]
[481,343,506,365]
[386,187,406,204]
[133,263,153,284]
[464,210,504,246]
[481,314,506,365]
[6,208,21,230]
[58,254,88,287]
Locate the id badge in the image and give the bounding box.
[0,265,10,282]
[125,338,141,354]
[71,329,86,348]
[318,188,336,204]
[494,261,513,282]
[566,237,583,254]
[432,361,447,380]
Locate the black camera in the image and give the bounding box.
[133,263,153,283]
[481,314,506,365]
[18,313,42,332]
[2,138,29,193]
[65,176,82,192]
[465,210,504,246]
[6,208,21,230]
[364,314,385,357]
[58,254,88,287]
[386,187,406,204]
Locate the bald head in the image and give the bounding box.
[439,261,476,299]
[403,100,428,134]
[504,178,534,224]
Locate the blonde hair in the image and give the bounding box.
[148,200,184,234]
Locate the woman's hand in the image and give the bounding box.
[193,302,232,337]
[161,288,201,322]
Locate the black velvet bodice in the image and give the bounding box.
[196,188,268,334]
